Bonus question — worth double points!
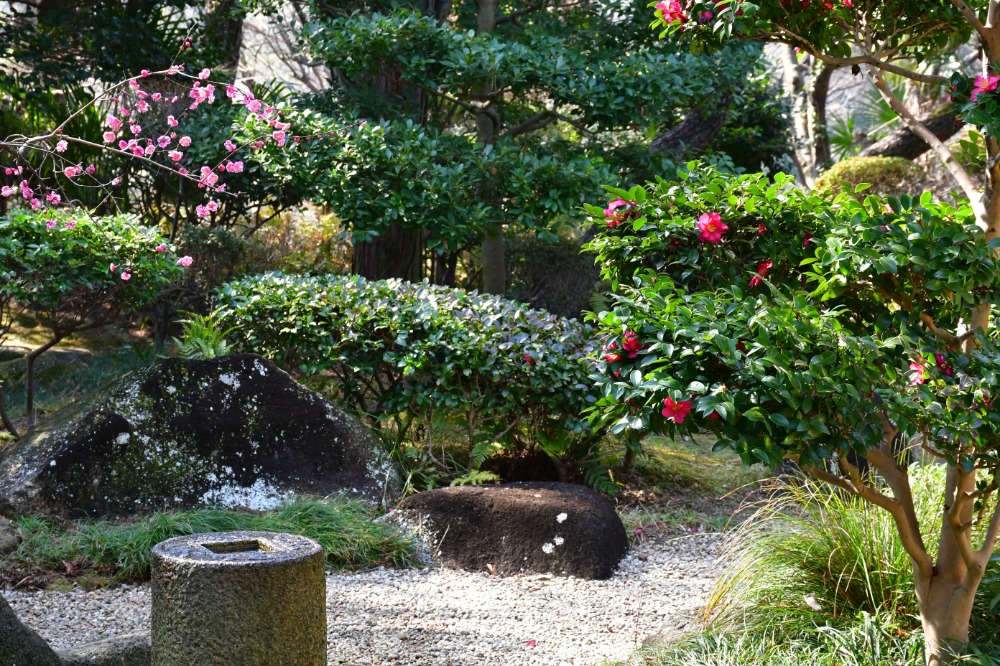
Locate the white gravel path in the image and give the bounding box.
[2,533,720,666]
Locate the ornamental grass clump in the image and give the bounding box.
[215,273,616,488]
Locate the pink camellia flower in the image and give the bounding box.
[103,131,116,143]
[934,352,954,377]
[604,198,636,228]
[655,0,688,24]
[224,139,237,152]
[55,139,68,153]
[176,256,194,268]
[179,136,192,147]
[603,352,622,363]
[64,220,76,230]
[524,353,536,365]
[272,130,286,147]
[106,115,122,131]
[198,68,211,80]
[110,263,116,272]
[971,74,1000,101]
[46,219,57,229]
[622,331,644,358]
[167,150,184,162]
[909,361,926,385]
[121,270,132,281]
[697,212,728,244]
[661,397,693,424]
[155,243,167,252]
[749,259,773,288]
[246,98,263,114]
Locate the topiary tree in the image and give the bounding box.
[0,210,187,432]
[586,162,1000,665]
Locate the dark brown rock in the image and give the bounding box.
[0,594,61,666]
[396,482,628,580]
[0,354,400,516]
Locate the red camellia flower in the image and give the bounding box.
[661,397,692,424]
[697,212,728,244]
[934,353,953,377]
[749,259,773,287]
[622,331,644,358]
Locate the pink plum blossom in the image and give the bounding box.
[64,220,76,230]
[55,140,68,153]
[155,243,167,252]
[167,150,184,162]
[167,115,179,127]
[103,131,116,143]
[46,219,57,229]
[179,136,192,147]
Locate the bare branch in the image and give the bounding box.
[867,68,986,221]
[950,0,991,46]
[495,2,545,25]
[979,491,1000,561]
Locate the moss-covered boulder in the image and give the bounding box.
[0,354,400,516]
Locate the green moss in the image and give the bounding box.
[813,156,923,199]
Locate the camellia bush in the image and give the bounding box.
[214,273,615,487]
[0,210,187,431]
[586,162,1000,665]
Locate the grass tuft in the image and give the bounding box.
[3,497,417,585]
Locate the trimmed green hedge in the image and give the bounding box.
[215,273,616,488]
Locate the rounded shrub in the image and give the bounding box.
[813,156,924,199]
[214,273,616,489]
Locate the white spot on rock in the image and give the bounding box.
[541,543,554,554]
[556,512,567,523]
[553,536,564,546]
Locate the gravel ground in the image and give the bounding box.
[2,533,720,666]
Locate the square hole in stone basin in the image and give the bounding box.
[202,539,273,554]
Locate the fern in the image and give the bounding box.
[449,470,500,487]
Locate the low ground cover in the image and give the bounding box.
[1,497,417,589]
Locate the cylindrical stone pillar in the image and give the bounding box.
[151,531,326,666]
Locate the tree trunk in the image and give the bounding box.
[205,0,245,73]
[859,104,963,160]
[809,63,834,173]
[24,336,62,430]
[648,105,726,156]
[476,0,504,295]
[352,223,425,282]
[914,566,979,666]
[780,46,815,187]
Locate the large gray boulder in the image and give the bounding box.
[0,594,61,666]
[0,354,400,516]
[396,482,629,579]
